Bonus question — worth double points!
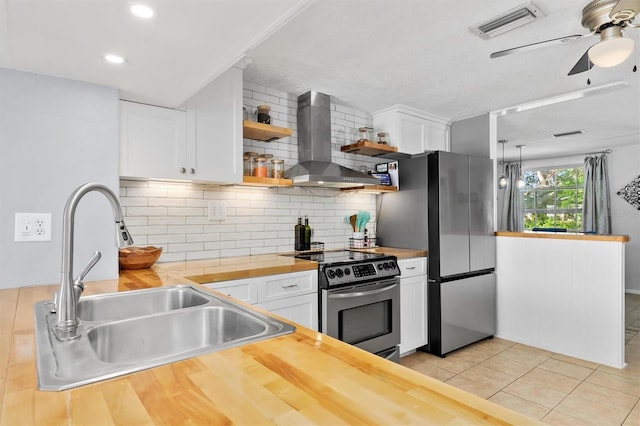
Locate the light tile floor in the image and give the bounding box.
[400,293,640,425]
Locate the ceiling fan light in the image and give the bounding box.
[588,27,635,67]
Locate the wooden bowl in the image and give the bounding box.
[118,246,163,270]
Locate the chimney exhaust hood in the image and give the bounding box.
[284,91,379,188]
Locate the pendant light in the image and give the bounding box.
[498,139,508,189]
[516,144,525,189]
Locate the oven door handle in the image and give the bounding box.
[328,283,398,299]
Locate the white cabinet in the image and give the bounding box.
[372,105,450,155]
[257,293,318,332]
[119,101,188,180]
[119,66,243,184]
[185,66,243,184]
[203,270,318,330]
[398,257,428,355]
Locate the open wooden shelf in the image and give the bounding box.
[341,185,398,193]
[341,140,398,157]
[241,176,293,187]
[243,121,293,142]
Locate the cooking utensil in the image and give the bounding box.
[359,211,370,232]
[350,215,357,231]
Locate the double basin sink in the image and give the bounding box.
[34,285,295,391]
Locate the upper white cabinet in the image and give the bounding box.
[119,101,188,180]
[372,105,450,155]
[185,66,243,184]
[119,66,243,184]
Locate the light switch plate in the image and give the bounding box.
[15,213,52,242]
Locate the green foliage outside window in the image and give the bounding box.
[522,166,584,231]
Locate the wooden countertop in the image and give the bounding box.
[495,231,629,243]
[353,246,428,259]
[1,250,537,425]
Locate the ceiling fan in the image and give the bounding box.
[491,0,640,75]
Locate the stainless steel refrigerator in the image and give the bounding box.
[376,151,496,357]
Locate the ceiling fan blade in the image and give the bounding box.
[490,35,583,59]
[609,0,640,18]
[568,49,595,75]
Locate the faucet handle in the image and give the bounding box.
[74,251,102,288]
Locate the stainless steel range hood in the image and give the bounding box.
[284,91,378,188]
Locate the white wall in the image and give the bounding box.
[495,143,640,292]
[119,82,380,262]
[0,68,119,289]
[608,143,640,293]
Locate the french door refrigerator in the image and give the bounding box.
[376,150,496,357]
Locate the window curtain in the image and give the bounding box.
[582,154,611,234]
[500,163,523,231]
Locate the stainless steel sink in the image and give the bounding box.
[34,285,295,391]
[77,286,209,321]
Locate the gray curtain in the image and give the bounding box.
[582,155,611,234]
[500,163,523,231]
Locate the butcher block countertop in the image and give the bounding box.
[0,250,537,425]
[495,231,629,243]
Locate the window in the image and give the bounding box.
[522,166,584,231]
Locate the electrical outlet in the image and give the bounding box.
[15,213,52,242]
[208,201,226,220]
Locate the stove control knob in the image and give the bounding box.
[383,263,390,270]
[377,263,384,270]
[327,270,336,279]
[390,262,397,270]
[344,268,351,276]
[336,269,344,278]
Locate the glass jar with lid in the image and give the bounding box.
[271,159,285,179]
[256,105,271,124]
[377,132,388,144]
[244,152,258,176]
[262,153,273,178]
[253,157,268,177]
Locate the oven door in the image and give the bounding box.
[322,278,400,355]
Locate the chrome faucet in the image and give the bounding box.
[54,182,133,340]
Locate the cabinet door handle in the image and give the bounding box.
[189,168,195,174]
[179,167,186,173]
[406,266,416,270]
[282,283,299,288]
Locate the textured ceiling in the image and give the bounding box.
[0,0,637,161]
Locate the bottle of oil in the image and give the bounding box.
[294,217,305,251]
[304,216,311,250]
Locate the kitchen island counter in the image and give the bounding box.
[1,263,536,425]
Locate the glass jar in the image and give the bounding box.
[262,153,273,177]
[357,127,369,143]
[256,105,271,124]
[243,152,258,176]
[377,132,388,144]
[253,157,268,177]
[271,159,285,179]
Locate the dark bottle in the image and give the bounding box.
[294,217,305,251]
[304,216,311,250]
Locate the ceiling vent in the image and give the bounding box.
[471,2,545,39]
[552,130,585,138]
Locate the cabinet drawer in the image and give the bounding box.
[398,257,427,278]
[203,278,258,304]
[257,271,317,303]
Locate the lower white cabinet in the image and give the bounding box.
[256,293,318,332]
[398,257,428,355]
[203,270,318,331]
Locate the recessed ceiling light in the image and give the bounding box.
[130,4,154,19]
[103,54,126,64]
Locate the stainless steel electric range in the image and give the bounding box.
[290,250,401,362]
